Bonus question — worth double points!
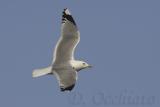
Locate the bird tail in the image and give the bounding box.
[32,66,52,78]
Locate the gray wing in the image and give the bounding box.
[53,8,80,64]
[54,67,77,91]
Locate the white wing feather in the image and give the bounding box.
[54,67,77,89]
[53,8,80,64]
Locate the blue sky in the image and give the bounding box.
[0,0,159,107]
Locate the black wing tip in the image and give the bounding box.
[62,8,76,26]
[64,8,68,11]
[63,8,70,14]
[60,84,75,92]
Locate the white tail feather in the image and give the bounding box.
[32,66,52,78]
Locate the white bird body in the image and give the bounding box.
[32,8,91,92]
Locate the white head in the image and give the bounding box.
[71,60,92,71]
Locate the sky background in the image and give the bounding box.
[0,0,160,107]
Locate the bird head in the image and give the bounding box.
[80,61,92,69]
[72,60,92,71]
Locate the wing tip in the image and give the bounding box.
[60,84,75,92]
[63,8,71,15]
[62,8,76,26]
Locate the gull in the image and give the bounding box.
[32,8,91,92]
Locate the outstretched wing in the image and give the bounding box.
[54,67,77,91]
[53,8,80,64]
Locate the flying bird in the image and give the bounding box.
[32,8,91,92]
